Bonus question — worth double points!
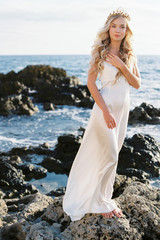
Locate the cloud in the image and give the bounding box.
[0,0,160,54]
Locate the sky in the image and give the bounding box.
[0,0,160,55]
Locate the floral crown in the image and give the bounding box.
[106,7,131,23]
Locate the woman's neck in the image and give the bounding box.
[109,41,121,53]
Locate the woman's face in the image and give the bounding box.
[109,17,127,41]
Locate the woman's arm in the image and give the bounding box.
[87,64,109,113]
[120,61,141,89]
[87,64,116,129]
[106,53,141,89]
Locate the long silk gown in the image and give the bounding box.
[62,60,133,221]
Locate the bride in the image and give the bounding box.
[62,7,141,221]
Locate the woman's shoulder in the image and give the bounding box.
[132,51,138,64]
[129,51,138,69]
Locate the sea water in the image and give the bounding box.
[0,54,159,193]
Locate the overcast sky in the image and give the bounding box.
[0,0,160,55]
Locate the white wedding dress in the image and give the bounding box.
[62,60,133,221]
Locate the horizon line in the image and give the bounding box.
[0,53,160,56]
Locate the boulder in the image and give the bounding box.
[1,181,159,240]
[1,192,54,240]
[17,163,47,181]
[0,65,94,111]
[52,134,82,174]
[118,133,160,179]
[0,157,38,199]
[43,102,56,111]
[129,102,160,124]
[0,94,39,116]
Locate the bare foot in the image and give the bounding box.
[112,207,123,218]
[101,211,114,218]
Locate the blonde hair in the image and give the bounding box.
[88,11,137,85]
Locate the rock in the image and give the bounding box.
[17,65,68,87]
[0,65,94,110]
[17,163,47,181]
[47,187,66,197]
[40,157,65,174]
[43,102,56,111]
[52,134,82,175]
[1,131,159,183]
[1,222,26,240]
[1,192,54,240]
[0,94,39,116]
[3,192,54,222]
[41,197,69,225]
[113,174,150,198]
[40,142,50,149]
[2,144,53,157]
[0,199,8,217]
[6,131,158,181]
[61,181,160,240]
[0,155,23,167]
[118,133,160,179]
[28,221,54,240]
[0,157,38,199]
[1,67,160,113]
[1,181,159,239]
[16,65,93,108]
[129,102,160,124]
[51,132,160,180]
[0,158,25,187]
[0,77,27,97]
[0,190,5,200]
[0,134,81,178]
[53,134,81,160]
[45,175,148,200]
[75,98,94,108]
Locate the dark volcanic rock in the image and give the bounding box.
[0,157,38,199]
[0,157,25,189]
[16,65,93,108]
[129,102,160,124]
[1,144,54,157]
[40,157,65,174]
[52,132,160,181]
[17,163,47,181]
[46,175,149,199]
[0,65,94,114]
[1,66,160,115]
[118,133,160,179]
[0,80,27,97]
[113,174,149,198]
[52,134,81,174]
[47,187,66,197]
[17,65,67,88]
[0,94,39,116]
[50,132,160,181]
[39,134,83,175]
[1,131,159,183]
[43,102,56,111]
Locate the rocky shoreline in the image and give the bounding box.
[0,64,159,124]
[0,132,160,239]
[0,179,160,239]
[0,65,160,239]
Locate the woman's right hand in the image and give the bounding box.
[103,110,116,129]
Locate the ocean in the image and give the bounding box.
[0,54,159,193]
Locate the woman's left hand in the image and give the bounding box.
[105,53,125,70]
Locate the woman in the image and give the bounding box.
[62,7,141,221]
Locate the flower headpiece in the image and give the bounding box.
[106,7,131,23]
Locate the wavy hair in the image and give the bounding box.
[88,12,137,85]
